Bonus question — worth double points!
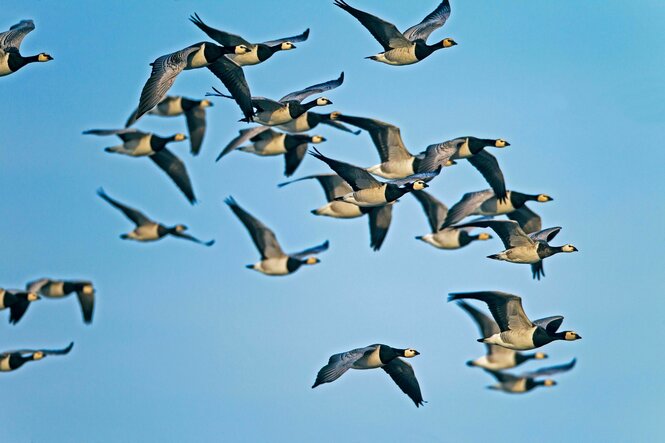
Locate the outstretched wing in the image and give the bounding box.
[507,205,542,234]
[217,126,272,161]
[529,226,562,243]
[284,142,308,177]
[334,0,411,51]
[467,150,507,202]
[189,13,251,46]
[97,188,153,226]
[455,219,533,249]
[368,204,393,251]
[532,316,564,334]
[290,240,329,259]
[279,72,344,103]
[0,19,35,51]
[520,358,577,379]
[442,189,495,229]
[262,28,310,46]
[418,139,459,173]
[184,106,208,156]
[412,190,448,233]
[448,291,533,332]
[309,148,381,191]
[382,358,425,407]
[312,346,375,388]
[225,197,284,259]
[331,114,411,163]
[149,148,196,204]
[402,0,451,42]
[278,174,351,202]
[207,56,254,122]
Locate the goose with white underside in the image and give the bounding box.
[0,20,53,77]
[505,205,551,279]
[334,0,456,66]
[279,174,393,251]
[309,148,435,207]
[448,291,582,350]
[412,190,492,250]
[217,126,326,177]
[208,72,342,126]
[331,113,458,179]
[125,96,213,156]
[441,189,553,229]
[225,197,328,276]
[189,13,308,66]
[0,343,73,373]
[484,358,577,394]
[312,344,425,407]
[84,129,197,204]
[98,189,214,246]
[130,41,254,124]
[454,300,547,370]
[0,288,40,324]
[278,111,360,135]
[26,279,95,324]
[455,219,578,279]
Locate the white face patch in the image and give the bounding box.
[412,180,427,191]
[281,42,295,50]
[235,45,251,54]
[311,136,324,143]
[316,97,331,106]
[562,244,577,252]
[403,349,419,358]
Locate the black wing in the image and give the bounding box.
[206,56,254,122]
[284,143,308,177]
[225,197,284,259]
[412,190,447,233]
[171,231,215,247]
[148,148,196,204]
[309,148,381,191]
[467,150,507,201]
[382,358,425,407]
[368,205,393,251]
[189,13,251,46]
[185,106,207,155]
[334,0,411,51]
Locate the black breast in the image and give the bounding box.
[378,345,398,364]
[532,327,553,348]
[255,44,274,62]
[7,53,28,72]
[536,242,554,259]
[8,354,27,370]
[286,257,302,273]
[288,102,305,119]
[413,41,434,61]
[458,231,473,247]
[384,184,408,203]
[156,225,170,238]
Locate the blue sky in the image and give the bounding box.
[2,0,664,441]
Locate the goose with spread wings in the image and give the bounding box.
[190,13,308,66]
[448,291,582,350]
[26,279,95,324]
[310,148,435,207]
[0,19,53,77]
[279,174,393,251]
[130,42,254,125]
[334,0,456,65]
[330,113,457,179]
[484,359,577,394]
[454,300,547,370]
[217,126,326,177]
[454,219,578,279]
[225,197,328,276]
[0,288,40,324]
[208,72,342,126]
[98,189,214,246]
[412,190,492,250]
[0,342,73,372]
[312,344,424,407]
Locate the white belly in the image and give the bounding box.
[0,53,11,76]
[353,347,383,369]
[454,138,472,159]
[129,224,161,241]
[504,247,540,264]
[154,97,183,116]
[253,257,290,275]
[40,281,66,298]
[118,135,154,156]
[0,356,11,372]
[486,329,536,351]
[314,201,363,218]
[247,134,287,155]
[377,45,418,66]
[421,230,462,249]
[471,352,517,371]
[366,160,414,179]
[342,188,387,207]
[186,45,209,69]
[254,106,292,126]
[278,114,310,133]
[227,49,261,66]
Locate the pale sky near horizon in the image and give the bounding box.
[2,1,664,442]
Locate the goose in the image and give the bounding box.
[225,197,328,276]
[312,344,424,407]
[98,189,214,246]
[412,190,492,250]
[441,189,553,229]
[455,220,578,278]
[506,205,549,279]
[84,129,196,204]
[217,126,326,176]
[0,342,73,372]
[334,0,456,66]
[278,111,360,135]
[26,279,95,324]
[0,289,40,324]
[279,174,393,250]
[309,148,435,207]
[448,291,582,350]
[454,301,547,370]
[131,42,254,124]
[330,113,457,179]
[208,72,342,126]
[485,359,577,394]
[125,96,213,156]
[189,13,308,66]
[0,20,53,77]
[418,137,510,200]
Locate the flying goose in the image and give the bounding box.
[0,289,40,324]
[412,190,492,250]
[84,129,196,204]
[225,197,328,275]
[448,291,582,350]
[0,342,73,372]
[418,137,511,200]
[98,189,214,246]
[309,148,435,207]
[455,220,578,278]
[278,111,360,135]
[506,205,549,279]
[131,42,254,124]
[190,13,308,66]
[330,113,457,179]
[312,344,424,407]
[217,126,326,176]
[26,279,95,324]
[125,96,213,155]
[454,301,547,371]
[278,174,393,250]
[0,20,53,77]
[441,189,553,229]
[334,0,456,66]
[208,72,342,126]
[485,359,577,394]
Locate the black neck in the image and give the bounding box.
[286,257,303,273]
[384,184,411,202]
[378,346,401,363]
[8,53,39,71]
[508,191,537,208]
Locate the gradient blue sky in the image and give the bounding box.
[3,1,664,442]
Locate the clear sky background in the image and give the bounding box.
[2,1,664,442]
